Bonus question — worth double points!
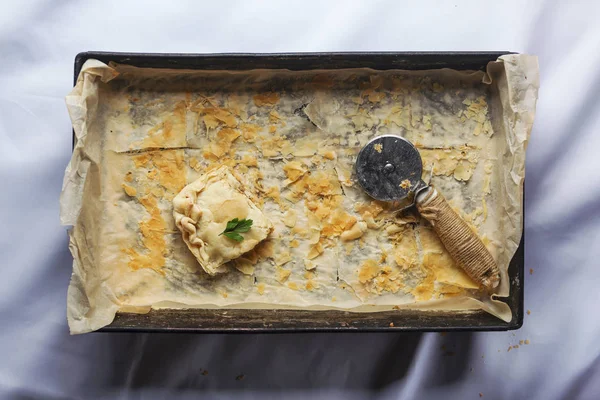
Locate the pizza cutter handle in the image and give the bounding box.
[415,186,500,291]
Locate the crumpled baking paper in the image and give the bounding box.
[61,55,538,334]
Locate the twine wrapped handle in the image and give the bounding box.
[416,186,500,290]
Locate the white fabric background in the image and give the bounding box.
[1,0,599,398]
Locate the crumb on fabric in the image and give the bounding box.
[236,374,245,381]
[373,143,383,153]
[479,393,483,398]
[527,310,531,315]
[529,268,534,275]
[519,340,524,345]
[389,322,394,327]
[525,339,530,345]
[202,370,208,376]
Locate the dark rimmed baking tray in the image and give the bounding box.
[73,51,523,333]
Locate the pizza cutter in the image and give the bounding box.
[355,135,500,290]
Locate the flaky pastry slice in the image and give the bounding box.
[173,166,273,275]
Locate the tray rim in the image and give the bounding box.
[72,51,524,333]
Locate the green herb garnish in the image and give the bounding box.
[219,218,253,242]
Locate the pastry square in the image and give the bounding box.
[173,166,273,275]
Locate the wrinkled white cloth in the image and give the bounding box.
[0,0,598,399]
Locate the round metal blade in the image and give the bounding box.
[355,135,423,202]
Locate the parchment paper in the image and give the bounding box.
[61,55,538,334]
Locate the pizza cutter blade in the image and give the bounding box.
[355,135,501,291]
[355,135,427,206]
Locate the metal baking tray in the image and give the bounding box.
[73,51,523,332]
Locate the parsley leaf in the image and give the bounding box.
[220,218,253,242]
[223,232,244,242]
[225,218,239,231]
[233,218,253,233]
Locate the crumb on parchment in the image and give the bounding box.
[122,183,137,197]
